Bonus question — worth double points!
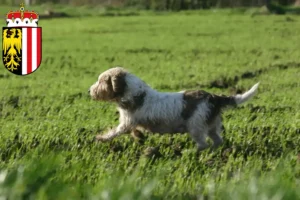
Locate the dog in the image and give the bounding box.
[89,67,259,151]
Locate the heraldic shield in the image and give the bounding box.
[2,27,42,76]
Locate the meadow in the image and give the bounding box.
[0,6,300,199]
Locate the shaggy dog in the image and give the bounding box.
[89,67,259,151]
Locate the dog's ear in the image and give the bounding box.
[96,75,114,100]
[111,74,126,97]
[104,75,114,93]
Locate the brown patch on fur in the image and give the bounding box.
[182,90,210,120]
[111,71,127,98]
[206,94,236,124]
[97,67,127,101]
[182,90,236,124]
[118,92,146,111]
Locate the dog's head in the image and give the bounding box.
[89,67,127,101]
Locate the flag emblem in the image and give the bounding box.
[2,3,42,76]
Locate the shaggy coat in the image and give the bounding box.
[89,67,259,151]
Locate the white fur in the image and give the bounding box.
[234,82,260,104]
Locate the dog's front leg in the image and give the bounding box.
[95,123,131,142]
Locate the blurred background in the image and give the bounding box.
[1,0,300,10]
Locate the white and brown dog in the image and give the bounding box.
[89,67,259,151]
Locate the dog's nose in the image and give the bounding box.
[88,89,90,94]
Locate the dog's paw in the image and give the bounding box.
[94,134,107,142]
[130,130,146,143]
[143,146,162,158]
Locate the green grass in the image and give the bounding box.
[0,6,300,199]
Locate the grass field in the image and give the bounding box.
[0,6,300,199]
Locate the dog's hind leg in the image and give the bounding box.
[188,124,209,151]
[187,104,211,151]
[190,130,209,151]
[208,116,223,148]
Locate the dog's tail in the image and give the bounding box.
[233,82,260,105]
[213,82,260,108]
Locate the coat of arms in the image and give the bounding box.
[2,3,42,76]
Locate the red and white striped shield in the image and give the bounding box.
[2,27,42,76]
